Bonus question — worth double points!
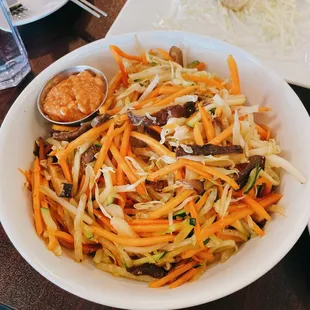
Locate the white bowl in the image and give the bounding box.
[1,31,310,310]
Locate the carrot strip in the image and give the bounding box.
[131,131,175,158]
[110,46,128,87]
[52,124,79,132]
[181,248,204,259]
[38,137,45,161]
[208,125,233,145]
[256,177,273,196]
[251,219,265,237]
[94,121,115,173]
[147,190,193,219]
[110,142,147,196]
[55,231,74,243]
[90,225,174,246]
[188,200,204,248]
[193,123,204,146]
[110,45,143,62]
[149,261,197,288]
[182,73,224,89]
[185,165,212,181]
[227,202,247,213]
[130,219,181,225]
[257,193,283,207]
[196,62,206,71]
[196,190,210,211]
[148,125,162,134]
[196,251,215,262]
[227,55,241,95]
[33,158,44,236]
[259,124,271,140]
[182,159,239,190]
[147,160,184,182]
[242,195,271,221]
[200,207,253,240]
[169,268,197,288]
[153,86,198,107]
[58,157,72,183]
[93,209,117,233]
[155,48,174,61]
[199,104,215,142]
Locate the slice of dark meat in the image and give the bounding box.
[176,144,243,157]
[169,46,183,65]
[145,126,161,142]
[127,263,167,278]
[91,114,110,128]
[81,145,98,165]
[128,102,196,127]
[53,123,92,141]
[130,136,148,148]
[146,180,168,192]
[234,155,266,188]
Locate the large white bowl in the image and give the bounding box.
[1,31,310,310]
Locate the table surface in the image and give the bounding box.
[0,1,310,310]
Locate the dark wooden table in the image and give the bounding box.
[0,1,310,309]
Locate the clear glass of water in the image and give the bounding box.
[0,0,30,90]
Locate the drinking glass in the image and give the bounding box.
[0,0,30,90]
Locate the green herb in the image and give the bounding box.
[188,60,200,68]
[210,108,216,115]
[189,218,196,226]
[203,238,210,245]
[243,163,261,194]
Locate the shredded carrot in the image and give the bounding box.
[153,86,198,107]
[181,248,205,259]
[256,177,273,196]
[155,48,174,61]
[185,164,212,181]
[227,55,241,95]
[148,125,162,134]
[255,124,268,140]
[208,125,233,145]
[193,123,204,146]
[93,209,117,233]
[182,73,224,89]
[199,104,215,142]
[200,207,253,240]
[106,106,121,115]
[58,157,72,183]
[259,124,271,140]
[147,160,184,182]
[130,219,181,225]
[90,225,174,246]
[32,157,44,236]
[147,190,194,219]
[110,45,128,87]
[196,251,215,262]
[242,195,271,221]
[196,62,206,71]
[251,219,265,237]
[55,230,74,243]
[131,224,181,233]
[227,202,247,213]
[216,232,244,243]
[94,121,115,173]
[131,131,175,158]
[215,107,222,118]
[149,261,197,288]
[188,200,204,248]
[169,268,197,288]
[257,193,283,208]
[110,45,143,62]
[196,190,210,211]
[110,142,147,196]
[182,159,239,190]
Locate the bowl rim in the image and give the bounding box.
[36,65,109,125]
[1,30,310,310]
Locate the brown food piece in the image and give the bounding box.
[176,144,243,157]
[169,46,183,65]
[128,102,196,127]
[234,155,266,188]
[146,180,168,192]
[130,136,148,148]
[81,145,98,165]
[179,179,204,195]
[255,218,267,229]
[59,183,73,198]
[127,263,167,278]
[52,123,92,141]
[91,113,111,127]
